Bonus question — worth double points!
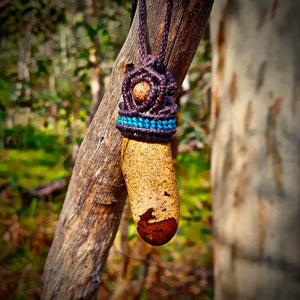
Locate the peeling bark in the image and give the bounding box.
[42,1,213,299]
[211,1,300,299]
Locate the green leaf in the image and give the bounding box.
[85,24,96,41]
[78,48,90,60]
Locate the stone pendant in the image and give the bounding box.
[121,138,180,246]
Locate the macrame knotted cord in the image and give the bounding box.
[116,0,178,143]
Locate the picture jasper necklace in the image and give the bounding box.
[116,0,180,246]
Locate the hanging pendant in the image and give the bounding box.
[117,56,180,246]
[116,0,179,246]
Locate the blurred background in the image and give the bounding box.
[0,0,213,299]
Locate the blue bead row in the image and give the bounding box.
[117,116,176,130]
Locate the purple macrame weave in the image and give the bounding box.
[116,0,178,143]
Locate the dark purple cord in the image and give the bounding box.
[158,0,172,66]
[117,0,177,143]
[135,0,173,67]
[130,0,138,27]
[138,0,146,61]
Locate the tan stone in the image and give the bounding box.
[132,82,150,103]
[121,138,180,246]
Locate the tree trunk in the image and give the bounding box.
[17,19,32,95]
[210,1,300,299]
[86,0,104,126]
[42,1,213,299]
[71,1,80,122]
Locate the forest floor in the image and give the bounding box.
[0,145,213,299]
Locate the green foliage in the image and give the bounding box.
[2,125,64,152]
[176,153,212,269]
[0,149,68,189]
[0,146,67,299]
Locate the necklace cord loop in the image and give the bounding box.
[131,0,173,66]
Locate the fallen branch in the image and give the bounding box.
[22,177,68,206]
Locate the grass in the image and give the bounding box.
[0,149,68,189]
[0,147,67,299]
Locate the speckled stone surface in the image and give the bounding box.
[132,81,151,103]
[121,138,180,245]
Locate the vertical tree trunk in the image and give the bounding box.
[17,20,32,95]
[42,1,213,299]
[48,39,58,128]
[119,202,130,280]
[71,0,80,122]
[86,0,103,125]
[211,1,300,299]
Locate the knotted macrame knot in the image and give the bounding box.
[116,0,177,143]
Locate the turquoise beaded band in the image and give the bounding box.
[117,116,176,130]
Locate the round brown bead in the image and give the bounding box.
[132,81,150,103]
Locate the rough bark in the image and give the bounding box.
[210,1,300,299]
[42,1,213,299]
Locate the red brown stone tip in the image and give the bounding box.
[132,81,150,103]
[137,208,178,246]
